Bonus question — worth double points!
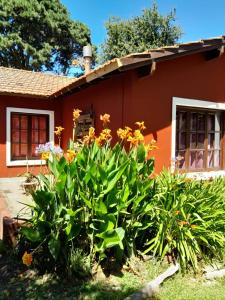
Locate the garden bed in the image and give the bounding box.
[1,254,225,300]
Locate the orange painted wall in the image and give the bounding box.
[62,52,225,173]
[0,95,62,177]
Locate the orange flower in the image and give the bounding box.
[83,127,95,145]
[175,210,180,215]
[66,149,76,162]
[41,152,50,160]
[134,130,144,141]
[96,128,112,146]
[117,126,132,141]
[73,109,82,123]
[135,121,146,131]
[54,126,64,136]
[100,114,110,127]
[145,139,158,152]
[128,129,144,146]
[101,128,112,140]
[22,251,33,266]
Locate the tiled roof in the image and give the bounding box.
[0,36,225,99]
[56,36,225,96]
[0,67,76,98]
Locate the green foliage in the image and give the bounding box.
[0,0,92,74]
[100,3,182,62]
[20,141,154,275]
[144,171,225,270]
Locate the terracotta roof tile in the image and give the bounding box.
[0,36,225,99]
[0,67,76,98]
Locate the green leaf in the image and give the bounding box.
[20,227,41,242]
[48,236,61,260]
[96,227,125,250]
[103,161,128,195]
[136,143,146,162]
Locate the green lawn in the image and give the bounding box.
[1,255,225,300]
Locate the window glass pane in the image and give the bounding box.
[39,117,47,129]
[208,114,215,131]
[32,130,39,143]
[189,151,204,169]
[32,144,39,157]
[190,113,197,131]
[197,133,205,149]
[197,114,205,131]
[190,133,197,149]
[32,116,39,129]
[196,151,204,168]
[21,131,27,143]
[12,144,20,158]
[40,130,47,143]
[12,131,20,143]
[176,151,186,169]
[21,116,28,129]
[20,144,28,157]
[189,151,196,169]
[179,112,187,130]
[12,116,20,129]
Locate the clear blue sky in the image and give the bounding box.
[61,0,225,47]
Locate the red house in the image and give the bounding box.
[1,36,225,179]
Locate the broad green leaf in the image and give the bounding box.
[20,227,41,242]
[48,236,61,260]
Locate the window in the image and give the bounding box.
[175,107,224,171]
[11,113,49,160]
[6,107,54,166]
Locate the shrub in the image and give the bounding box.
[144,171,225,270]
[19,112,156,275]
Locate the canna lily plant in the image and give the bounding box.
[19,110,156,275]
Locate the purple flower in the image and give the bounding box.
[35,142,63,156]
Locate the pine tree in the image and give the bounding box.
[0,0,92,74]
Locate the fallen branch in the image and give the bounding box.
[125,262,180,300]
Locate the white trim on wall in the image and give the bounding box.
[6,107,54,166]
[171,97,225,173]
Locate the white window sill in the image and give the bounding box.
[7,160,46,167]
[186,170,225,180]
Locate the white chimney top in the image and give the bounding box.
[83,45,92,58]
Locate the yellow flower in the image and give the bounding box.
[73,109,82,123]
[41,152,50,160]
[100,114,110,127]
[101,128,112,140]
[83,127,96,145]
[117,126,132,141]
[66,149,76,162]
[145,139,158,152]
[134,130,144,141]
[127,136,139,146]
[96,128,112,146]
[22,251,33,266]
[135,121,146,131]
[54,126,64,136]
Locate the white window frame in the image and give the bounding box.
[171,97,225,177]
[6,107,54,166]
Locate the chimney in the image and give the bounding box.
[83,45,92,74]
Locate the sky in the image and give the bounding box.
[61,0,225,47]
